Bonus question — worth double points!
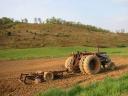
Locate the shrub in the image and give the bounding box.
[7,32,11,36]
[117,44,127,48]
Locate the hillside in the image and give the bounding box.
[0,17,128,48]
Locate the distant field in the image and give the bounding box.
[0,46,128,60]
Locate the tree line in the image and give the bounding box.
[0,17,110,32]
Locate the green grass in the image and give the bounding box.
[100,47,128,56]
[37,74,128,96]
[0,46,128,60]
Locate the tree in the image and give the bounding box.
[21,18,28,23]
[21,19,24,23]
[34,18,38,23]
[0,17,13,24]
[45,17,64,24]
[24,18,28,23]
[0,17,14,30]
[121,29,125,33]
[38,18,42,24]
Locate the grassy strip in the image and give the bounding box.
[37,74,128,96]
[0,47,128,60]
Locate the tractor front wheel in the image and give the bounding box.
[106,62,116,70]
[65,56,74,72]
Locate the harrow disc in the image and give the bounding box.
[44,72,54,81]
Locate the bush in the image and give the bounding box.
[45,17,110,33]
[0,17,14,30]
[117,44,127,48]
[7,32,12,36]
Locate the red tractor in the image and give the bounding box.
[65,51,116,74]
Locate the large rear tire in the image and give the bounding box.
[65,56,74,72]
[82,55,101,74]
[79,56,86,74]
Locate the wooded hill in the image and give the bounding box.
[0,17,128,48]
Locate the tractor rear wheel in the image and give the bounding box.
[79,56,86,74]
[82,55,101,74]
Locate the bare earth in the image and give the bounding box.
[0,56,128,96]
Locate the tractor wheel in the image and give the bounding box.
[107,62,116,70]
[79,56,86,74]
[65,56,74,72]
[44,72,54,81]
[83,55,101,74]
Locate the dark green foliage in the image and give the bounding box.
[0,17,13,24]
[116,44,127,48]
[45,17,110,32]
[0,17,14,30]
[86,25,109,32]
[46,17,64,24]
[7,32,11,36]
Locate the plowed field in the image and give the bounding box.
[0,56,128,96]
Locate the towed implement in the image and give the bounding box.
[19,70,67,84]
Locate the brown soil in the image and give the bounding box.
[0,56,128,96]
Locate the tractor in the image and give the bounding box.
[65,51,116,74]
